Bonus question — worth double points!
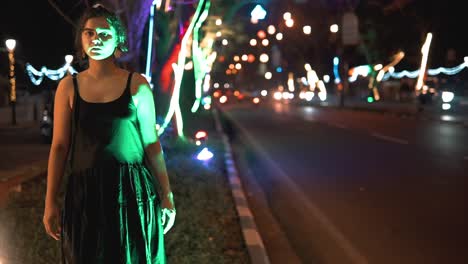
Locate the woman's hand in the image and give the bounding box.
[161,192,176,235]
[43,199,61,240]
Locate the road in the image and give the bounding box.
[220,101,468,264]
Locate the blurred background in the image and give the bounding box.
[1,1,467,263]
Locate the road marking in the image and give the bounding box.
[371,133,409,145]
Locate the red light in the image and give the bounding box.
[195,130,207,139]
[257,30,266,39]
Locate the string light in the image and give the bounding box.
[349,59,468,82]
[26,56,77,85]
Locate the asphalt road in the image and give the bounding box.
[221,101,468,264]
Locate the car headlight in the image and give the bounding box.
[441,91,454,103]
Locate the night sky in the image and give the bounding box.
[0,1,89,90]
[0,1,80,68]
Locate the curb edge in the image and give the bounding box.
[212,108,271,264]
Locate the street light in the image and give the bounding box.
[5,39,16,125]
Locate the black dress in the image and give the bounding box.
[61,72,166,263]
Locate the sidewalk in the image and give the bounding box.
[0,93,45,126]
[0,121,49,206]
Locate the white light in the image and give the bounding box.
[304,63,312,72]
[222,39,228,46]
[441,91,454,102]
[215,18,222,25]
[262,39,269,46]
[197,147,214,161]
[276,33,283,40]
[285,19,294,28]
[220,95,228,103]
[267,25,276,35]
[259,53,269,63]
[65,55,74,64]
[250,39,257,46]
[214,82,219,88]
[241,54,248,61]
[265,72,272,79]
[303,25,311,35]
[5,39,16,51]
[224,83,230,88]
[305,91,314,101]
[323,75,330,83]
[330,24,338,33]
[442,103,451,110]
[274,91,282,100]
[261,90,268,96]
[317,81,327,101]
[416,32,433,90]
[235,63,242,70]
[216,31,222,37]
[251,4,267,20]
[283,12,291,20]
[374,64,383,71]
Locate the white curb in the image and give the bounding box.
[212,108,270,264]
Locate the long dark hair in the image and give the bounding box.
[74,3,128,64]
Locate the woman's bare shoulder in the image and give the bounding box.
[56,75,75,97]
[56,74,81,109]
[130,72,151,96]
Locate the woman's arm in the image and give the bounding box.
[132,74,175,234]
[45,76,73,205]
[43,76,73,240]
[132,74,173,203]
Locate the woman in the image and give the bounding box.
[43,4,175,263]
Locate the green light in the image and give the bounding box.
[191,1,211,113]
[159,0,207,138]
[367,96,374,103]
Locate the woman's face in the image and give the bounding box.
[81,17,117,61]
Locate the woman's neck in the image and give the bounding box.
[87,58,119,78]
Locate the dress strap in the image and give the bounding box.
[71,74,80,118]
[125,72,134,95]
